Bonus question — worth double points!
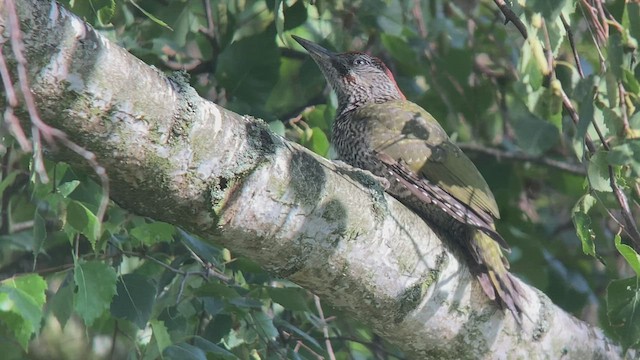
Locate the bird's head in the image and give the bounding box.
[293,36,405,114]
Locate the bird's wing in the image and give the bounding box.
[375,151,509,250]
[358,100,500,223]
[358,100,501,221]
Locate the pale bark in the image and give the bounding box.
[1,1,632,358]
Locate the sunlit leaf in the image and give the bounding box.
[615,235,640,277]
[0,274,46,349]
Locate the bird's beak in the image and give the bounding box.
[292,35,335,64]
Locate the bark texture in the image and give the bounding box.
[0,1,632,358]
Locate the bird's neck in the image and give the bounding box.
[336,93,402,117]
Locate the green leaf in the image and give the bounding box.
[195,282,241,299]
[215,33,280,106]
[171,6,194,48]
[572,194,597,257]
[163,343,207,360]
[96,0,115,25]
[381,34,420,74]
[74,260,117,326]
[0,170,18,194]
[0,312,31,351]
[150,320,172,355]
[0,274,46,349]
[622,68,640,94]
[608,31,624,79]
[275,319,323,350]
[310,127,330,157]
[574,75,596,142]
[606,277,640,349]
[128,0,172,30]
[275,0,285,42]
[204,314,233,343]
[509,98,560,155]
[250,312,278,339]
[111,273,156,328]
[130,221,175,246]
[629,3,640,48]
[587,151,612,192]
[375,0,404,35]
[58,180,80,197]
[607,141,640,176]
[193,336,236,359]
[615,234,640,277]
[283,0,307,30]
[178,228,221,266]
[601,107,623,137]
[32,211,47,261]
[530,0,567,20]
[67,200,101,247]
[50,282,74,329]
[267,287,309,311]
[229,297,263,309]
[607,143,634,165]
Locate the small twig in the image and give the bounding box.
[0,149,11,235]
[591,190,635,241]
[541,18,554,76]
[563,2,640,251]
[183,244,232,282]
[202,0,215,37]
[608,166,640,251]
[594,0,609,39]
[561,14,585,78]
[559,88,598,154]
[493,0,528,39]
[5,0,110,222]
[618,82,631,135]
[458,143,586,176]
[579,0,606,71]
[10,220,34,233]
[0,46,30,151]
[412,0,428,38]
[199,0,220,55]
[110,321,118,360]
[314,295,336,360]
[294,340,324,359]
[563,87,640,251]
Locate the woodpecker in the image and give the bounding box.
[293,35,524,322]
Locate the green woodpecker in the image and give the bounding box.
[293,36,524,322]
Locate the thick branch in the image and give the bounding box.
[0,1,630,358]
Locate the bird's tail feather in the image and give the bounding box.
[471,231,526,324]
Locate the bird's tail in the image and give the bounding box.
[470,231,525,324]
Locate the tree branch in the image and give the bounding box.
[1,1,631,358]
[492,0,528,39]
[457,143,586,176]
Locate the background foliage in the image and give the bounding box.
[2,0,640,358]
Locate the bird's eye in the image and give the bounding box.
[354,58,368,66]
